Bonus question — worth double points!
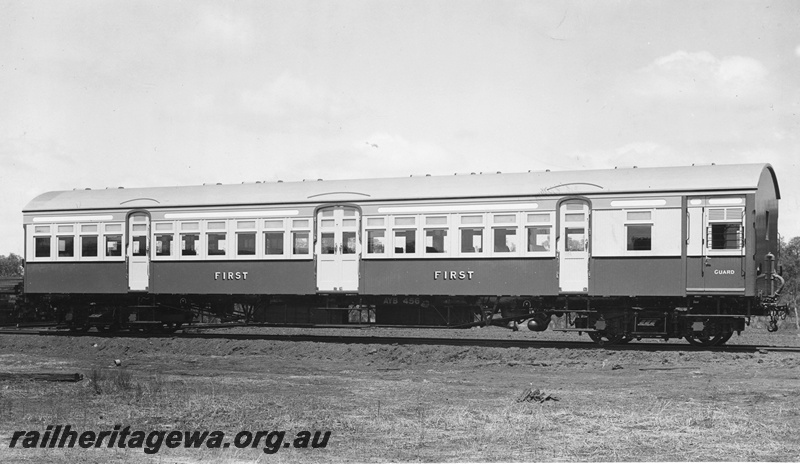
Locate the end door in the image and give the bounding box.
[127,212,150,291]
[316,206,360,292]
[558,200,590,293]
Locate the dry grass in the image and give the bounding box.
[1,334,800,462]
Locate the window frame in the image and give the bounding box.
[79,231,99,260]
[55,224,76,260]
[30,225,53,261]
[27,221,128,262]
[522,211,555,257]
[458,214,486,255]
[422,215,451,257]
[362,209,552,259]
[705,207,745,256]
[364,217,388,257]
[102,223,124,261]
[623,209,654,252]
[178,221,202,259]
[234,220,258,259]
[392,228,418,256]
[152,222,175,259]
[290,218,312,258]
[490,213,519,256]
[390,215,419,257]
[204,221,229,259]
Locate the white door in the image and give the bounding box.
[316,206,360,292]
[558,200,590,293]
[128,212,150,291]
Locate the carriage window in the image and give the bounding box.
[626,225,652,251]
[708,223,742,250]
[156,234,173,256]
[207,233,226,256]
[493,228,517,253]
[394,230,416,254]
[527,227,551,252]
[181,234,199,256]
[35,237,51,258]
[565,228,586,251]
[58,236,74,257]
[343,232,357,254]
[106,236,122,257]
[624,210,653,251]
[237,233,256,256]
[292,232,310,255]
[706,207,743,251]
[425,229,448,254]
[395,217,416,227]
[367,230,385,254]
[321,233,335,254]
[81,236,98,257]
[461,228,483,253]
[131,236,147,257]
[493,214,516,224]
[627,211,652,221]
[527,213,550,223]
[265,232,284,255]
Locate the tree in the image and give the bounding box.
[0,253,23,277]
[778,236,800,305]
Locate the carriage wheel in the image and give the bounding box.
[716,331,733,345]
[684,332,732,347]
[588,332,627,346]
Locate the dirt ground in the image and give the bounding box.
[1,324,799,462]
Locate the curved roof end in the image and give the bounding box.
[766,164,781,199]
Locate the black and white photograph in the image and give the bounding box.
[1,1,799,462]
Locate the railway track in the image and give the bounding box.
[1,325,798,353]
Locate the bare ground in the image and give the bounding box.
[0,324,799,463]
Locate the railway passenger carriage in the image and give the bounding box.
[21,164,785,344]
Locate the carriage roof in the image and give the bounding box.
[23,163,779,213]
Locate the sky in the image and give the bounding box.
[1,0,798,256]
